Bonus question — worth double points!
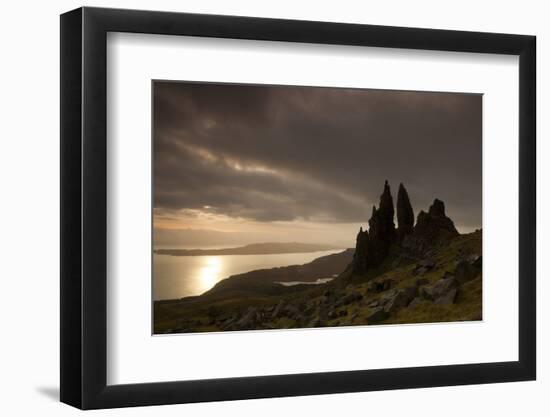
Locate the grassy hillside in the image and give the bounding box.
[154,231,481,334]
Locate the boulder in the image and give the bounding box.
[454,260,479,284]
[421,276,458,301]
[432,276,458,298]
[379,289,398,305]
[435,288,458,305]
[383,288,415,313]
[367,307,389,324]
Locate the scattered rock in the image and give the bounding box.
[335,292,363,307]
[236,307,258,329]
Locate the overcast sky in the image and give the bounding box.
[153,81,481,248]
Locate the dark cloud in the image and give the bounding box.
[153,81,482,230]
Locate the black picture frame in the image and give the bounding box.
[60,6,536,410]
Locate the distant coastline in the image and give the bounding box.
[154,242,342,257]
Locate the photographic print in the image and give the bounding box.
[152,82,482,334]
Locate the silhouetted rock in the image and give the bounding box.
[396,183,414,242]
[352,227,369,274]
[402,198,459,253]
[352,182,460,276]
[366,181,396,268]
[418,199,458,238]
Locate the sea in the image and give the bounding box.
[153,249,342,300]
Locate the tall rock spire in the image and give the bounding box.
[396,183,414,242]
[366,180,395,268]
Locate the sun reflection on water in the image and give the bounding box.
[197,256,222,293]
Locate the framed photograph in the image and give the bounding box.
[60,7,536,409]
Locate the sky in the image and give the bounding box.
[153,81,482,248]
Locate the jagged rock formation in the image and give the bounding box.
[352,182,460,276]
[402,199,459,254]
[396,183,414,242]
[366,181,396,268]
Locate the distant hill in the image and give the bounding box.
[202,248,354,299]
[155,242,342,256]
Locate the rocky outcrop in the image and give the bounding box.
[415,199,458,241]
[402,199,459,254]
[352,181,460,276]
[396,183,414,242]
